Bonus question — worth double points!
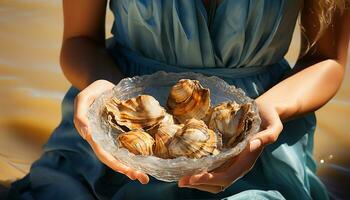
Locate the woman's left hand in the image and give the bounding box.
[178,100,283,193]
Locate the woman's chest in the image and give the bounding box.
[109,0,302,67]
[110,0,301,32]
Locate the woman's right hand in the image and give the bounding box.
[73,79,150,184]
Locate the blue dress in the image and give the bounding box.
[10,0,329,199]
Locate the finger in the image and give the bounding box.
[191,146,263,186]
[86,135,132,175]
[73,92,95,139]
[184,139,265,189]
[85,135,149,184]
[73,80,115,139]
[132,170,150,184]
[188,172,229,187]
[178,156,237,187]
[211,156,238,173]
[180,184,222,194]
[91,140,149,184]
[187,154,240,186]
[250,121,282,151]
[178,175,191,187]
[251,106,283,147]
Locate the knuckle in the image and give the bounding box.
[133,171,141,178]
[126,171,136,180]
[276,121,283,132]
[266,134,277,143]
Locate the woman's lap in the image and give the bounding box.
[11,151,285,200]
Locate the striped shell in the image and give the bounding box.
[153,124,183,159]
[206,102,254,147]
[104,95,165,133]
[117,130,155,156]
[168,118,220,159]
[167,79,210,123]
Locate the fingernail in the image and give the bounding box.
[81,126,88,139]
[250,139,261,152]
[139,178,147,185]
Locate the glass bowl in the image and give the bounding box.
[87,71,261,182]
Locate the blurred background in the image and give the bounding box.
[0,0,349,198]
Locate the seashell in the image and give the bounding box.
[167,79,210,123]
[160,113,175,125]
[104,95,165,133]
[153,124,183,159]
[117,130,155,156]
[147,112,175,136]
[168,118,220,159]
[206,102,255,147]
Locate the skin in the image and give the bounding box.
[62,0,350,192]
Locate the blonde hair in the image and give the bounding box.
[301,0,348,54]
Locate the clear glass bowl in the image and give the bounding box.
[87,71,261,182]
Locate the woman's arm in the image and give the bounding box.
[62,0,149,184]
[178,6,349,194]
[60,0,123,90]
[253,7,350,147]
[258,5,349,121]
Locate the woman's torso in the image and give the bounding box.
[109,0,302,68]
[23,2,327,200]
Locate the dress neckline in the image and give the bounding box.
[202,0,222,10]
[199,0,225,31]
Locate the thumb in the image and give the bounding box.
[73,92,95,139]
[249,121,283,152]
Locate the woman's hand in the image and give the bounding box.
[73,80,150,184]
[178,100,283,193]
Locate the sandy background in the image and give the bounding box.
[0,0,349,198]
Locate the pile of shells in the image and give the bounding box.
[103,79,255,159]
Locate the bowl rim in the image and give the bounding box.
[87,71,261,181]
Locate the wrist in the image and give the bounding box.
[255,95,291,122]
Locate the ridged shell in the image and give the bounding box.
[206,102,254,147]
[147,112,175,136]
[117,130,155,156]
[104,95,165,132]
[167,79,210,123]
[160,113,175,125]
[168,118,220,159]
[153,124,183,159]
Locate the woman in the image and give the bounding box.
[10,0,349,199]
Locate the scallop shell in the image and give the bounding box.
[206,102,255,147]
[168,118,220,159]
[167,79,210,123]
[104,95,166,132]
[117,130,155,156]
[160,113,175,125]
[147,112,175,136]
[153,124,183,159]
